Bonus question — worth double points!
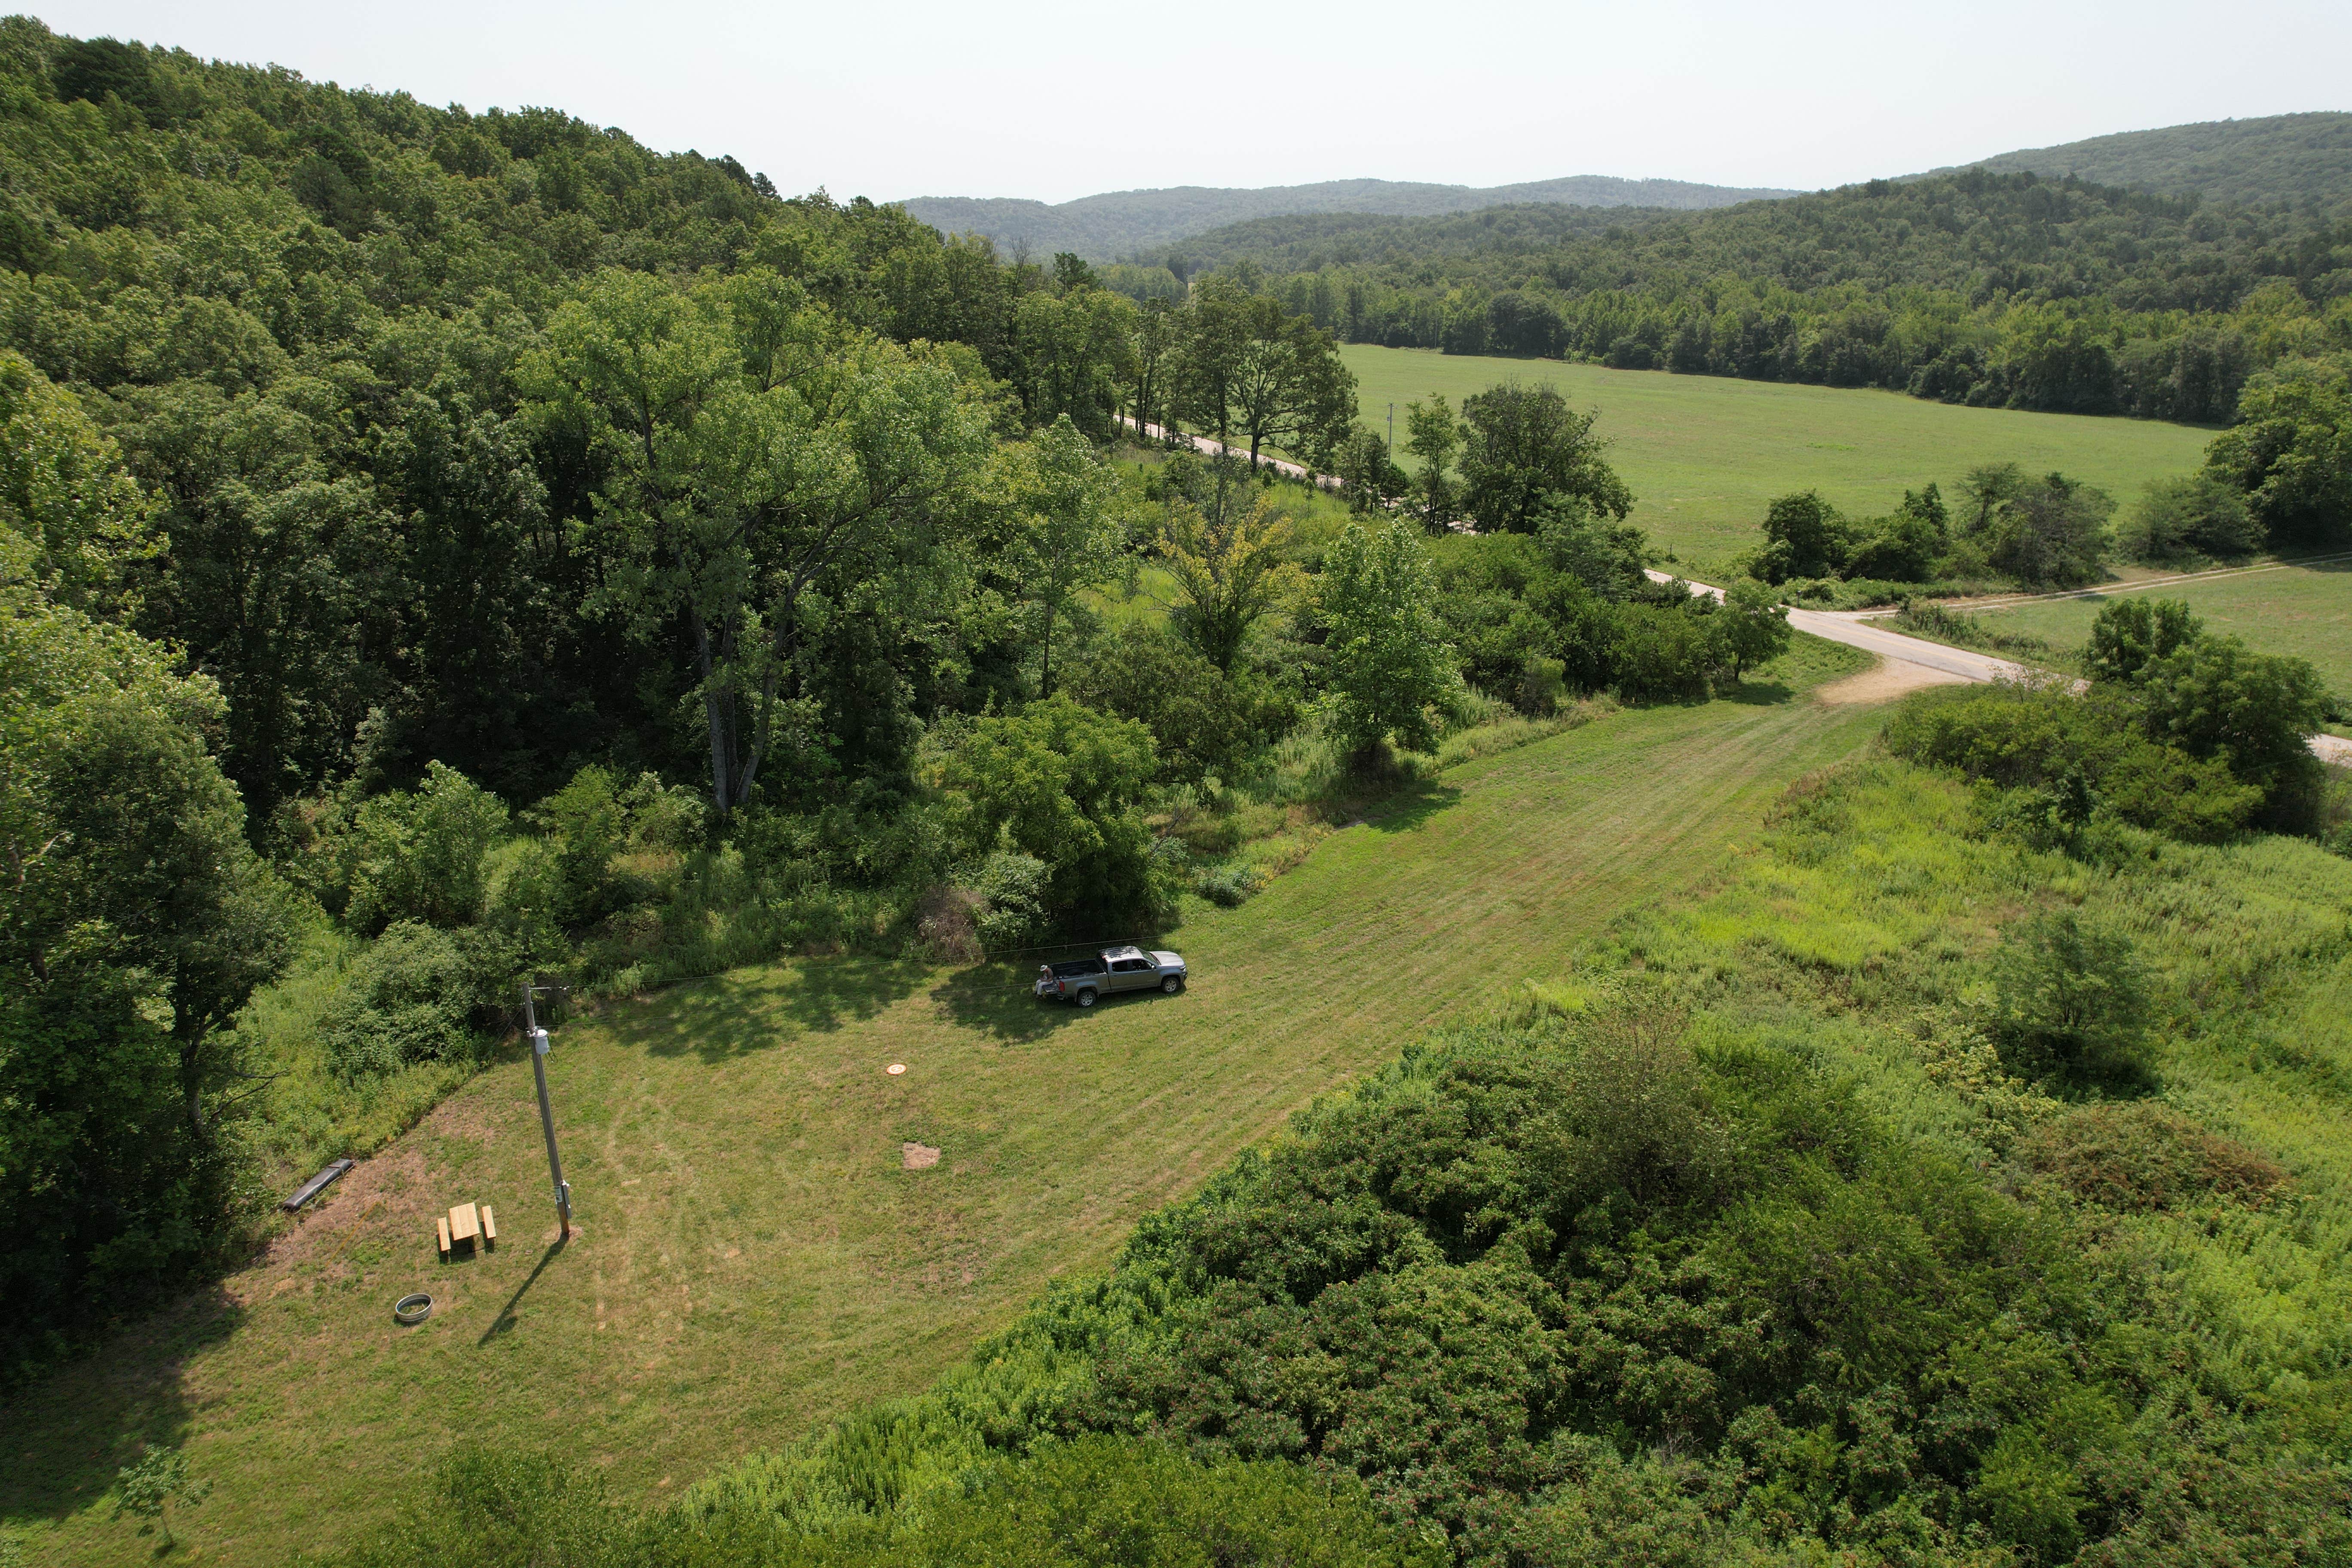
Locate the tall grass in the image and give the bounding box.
[1891,598,2061,660]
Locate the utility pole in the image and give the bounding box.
[520,982,572,1241]
[1386,402,1394,455]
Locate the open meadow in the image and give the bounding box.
[0,640,1880,1565]
[1341,345,2217,576]
[1960,557,2352,693]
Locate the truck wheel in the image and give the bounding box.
[1075,988,1097,1008]
[1161,975,1182,994]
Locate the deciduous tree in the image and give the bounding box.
[2201,353,2352,549]
[524,268,992,819]
[1987,472,2113,588]
[1175,278,1356,473]
[1404,395,1461,533]
[1458,382,1633,534]
[1318,522,1461,758]
[1755,490,1851,582]
[1000,417,1125,697]
[1160,467,1304,673]
[1720,578,1792,677]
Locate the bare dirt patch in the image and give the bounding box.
[1814,657,1972,706]
[902,1142,942,1170]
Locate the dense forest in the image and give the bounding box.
[900,173,1797,264]
[1111,202,1688,287]
[1186,168,2352,423]
[1951,110,2352,213]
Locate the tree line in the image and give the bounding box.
[1146,169,2352,425]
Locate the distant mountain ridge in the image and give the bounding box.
[1930,111,2352,211]
[899,175,1803,262]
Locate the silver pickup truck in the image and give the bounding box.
[1035,945,1187,1007]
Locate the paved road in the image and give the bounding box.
[1647,570,2349,766]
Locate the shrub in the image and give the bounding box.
[2094,736,2264,841]
[1883,684,2263,841]
[309,762,510,933]
[1608,602,1728,703]
[2119,472,2263,560]
[2084,597,2202,683]
[1892,599,2054,658]
[1886,686,2081,787]
[318,921,512,1079]
[339,1448,647,1568]
[888,1435,1433,1568]
[912,884,985,963]
[347,1438,1428,1568]
[1062,623,1300,785]
[1191,863,1264,907]
[1844,485,1949,582]
[533,767,695,919]
[2022,1104,2284,1213]
[1989,910,2153,1086]
[1554,1012,1733,1208]
[932,699,1160,931]
[2139,633,2328,799]
[969,851,1050,950]
[1515,654,1568,716]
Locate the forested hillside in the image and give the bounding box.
[1942,111,2352,213]
[1122,203,1689,277]
[0,15,1298,1370]
[1210,168,2352,422]
[900,173,1799,263]
[0,18,1130,817]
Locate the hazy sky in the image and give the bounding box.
[29,0,2352,205]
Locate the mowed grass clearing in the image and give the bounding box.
[1341,345,2215,576]
[2,643,1881,1566]
[1963,558,2352,693]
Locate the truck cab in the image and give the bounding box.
[1035,945,1187,1007]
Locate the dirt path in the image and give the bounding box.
[1912,548,2352,616]
[1814,659,1972,704]
[1118,417,1342,489]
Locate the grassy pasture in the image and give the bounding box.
[0,640,1876,1566]
[1963,558,2352,693]
[1341,345,2215,576]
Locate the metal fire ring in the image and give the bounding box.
[392,1292,434,1326]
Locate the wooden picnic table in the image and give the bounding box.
[435,1200,497,1259]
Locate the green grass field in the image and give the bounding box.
[0,638,1877,1566]
[1342,345,2217,576]
[1963,560,2352,693]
